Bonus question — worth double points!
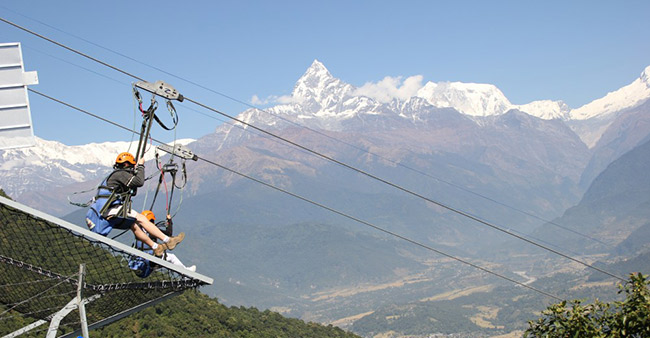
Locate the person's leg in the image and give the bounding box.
[134,212,185,249]
[166,253,196,271]
[130,224,156,247]
[135,212,168,240]
[130,224,169,257]
[165,253,187,268]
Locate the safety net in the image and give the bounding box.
[0,196,212,337]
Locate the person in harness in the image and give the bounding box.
[129,210,196,278]
[85,152,185,256]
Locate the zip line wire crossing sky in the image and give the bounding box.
[29,87,565,302]
[0,8,625,250]
[1,16,627,284]
[16,13,618,256]
[3,11,612,250]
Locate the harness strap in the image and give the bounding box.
[67,186,96,208]
[95,169,135,217]
[153,112,176,131]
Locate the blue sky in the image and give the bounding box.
[1,1,649,145]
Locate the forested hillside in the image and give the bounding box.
[95,291,359,338]
[0,291,359,338]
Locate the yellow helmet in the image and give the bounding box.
[142,210,155,223]
[115,152,136,165]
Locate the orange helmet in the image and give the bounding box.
[142,210,155,223]
[115,152,136,165]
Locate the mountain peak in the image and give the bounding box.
[516,100,570,120]
[293,60,334,93]
[416,81,512,117]
[306,59,329,75]
[290,60,353,113]
[570,64,650,120]
[641,65,650,86]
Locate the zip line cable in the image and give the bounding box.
[195,156,566,302]
[27,88,565,301]
[22,41,608,255]
[20,36,310,163]
[4,16,625,282]
[186,98,627,282]
[0,17,145,82]
[0,11,611,249]
[14,64,579,260]
[14,33,282,152]
[21,44,126,86]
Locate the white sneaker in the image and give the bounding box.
[187,265,196,272]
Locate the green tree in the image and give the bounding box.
[525,273,650,337]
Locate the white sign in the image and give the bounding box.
[0,42,38,150]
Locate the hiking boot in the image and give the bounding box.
[166,232,185,250]
[153,243,167,257]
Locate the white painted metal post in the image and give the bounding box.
[77,264,89,338]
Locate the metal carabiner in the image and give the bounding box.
[133,85,143,105]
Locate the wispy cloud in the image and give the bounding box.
[352,75,424,103]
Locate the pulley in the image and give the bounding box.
[134,80,184,102]
[156,143,198,161]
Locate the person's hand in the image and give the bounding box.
[138,158,145,165]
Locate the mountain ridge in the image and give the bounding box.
[0,137,194,214]
[228,60,650,150]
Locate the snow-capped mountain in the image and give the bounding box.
[415,81,513,117]
[291,60,355,117]
[414,66,649,123]
[570,65,650,120]
[0,137,194,213]
[2,138,138,170]
[1,137,129,195]
[1,137,194,173]
[516,100,571,120]
[261,61,648,125]
[412,80,574,121]
[233,61,649,149]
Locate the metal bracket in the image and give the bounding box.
[156,143,197,161]
[134,80,184,102]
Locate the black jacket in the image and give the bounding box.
[106,164,145,195]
